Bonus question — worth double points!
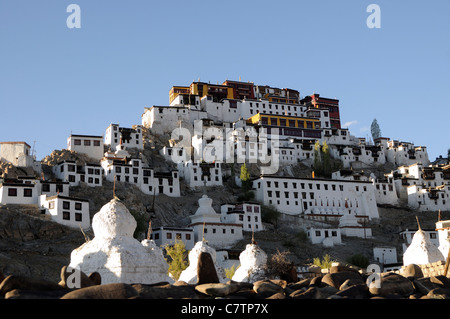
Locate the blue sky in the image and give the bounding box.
[0,0,449,161]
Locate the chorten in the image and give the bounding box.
[68,198,171,284]
[403,217,444,266]
[178,240,227,284]
[232,243,268,283]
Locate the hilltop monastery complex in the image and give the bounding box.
[0,79,449,269]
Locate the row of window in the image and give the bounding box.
[48,200,84,210]
[73,139,101,147]
[62,211,83,222]
[7,188,33,197]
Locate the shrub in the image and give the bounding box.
[164,240,188,281]
[313,253,334,269]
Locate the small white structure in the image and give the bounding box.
[0,179,38,205]
[178,240,227,284]
[403,221,444,266]
[307,227,342,247]
[232,243,267,283]
[69,199,171,284]
[220,202,263,232]
[67,134,104,161]
[178,161,223,188]
[0,141,36,168]
[53,161,103,187]
[104,124,143,151]
[435,219,450,260]
[142,106,192,135]
[39,194,90,230]
[373,247,398,265]
[339,208,372,238]
[151,226,195,251]
[188,194,243,249]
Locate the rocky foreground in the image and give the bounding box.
[2,263,450,300]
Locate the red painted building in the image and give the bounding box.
[301,94,341,129]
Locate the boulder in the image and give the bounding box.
[253,280,285,298]
[59,266,101,289]
[369,273,414,297]
[195,283,240,297]
[403,264,423,279]
[335,283,370,299]
[0,275,63,297]
[321,271,364,290]
[60,283,139,299]
[413,277,441,295]
[430,275,450,288]
[197,252,219,284]
[5,289,69,299]
[426,288,450,299]
[132,283,198,299]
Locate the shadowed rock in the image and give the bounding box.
[197,252,219,284]
[60,283,139,299]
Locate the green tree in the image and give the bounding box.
[322,141,331,178]
[240,163,253,195]
[313,140,322,176]
[164,240,188,281]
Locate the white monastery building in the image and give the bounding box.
[67,134,104,161]
[104,124,143,152]
[252,175,379,221]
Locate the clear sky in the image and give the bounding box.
[0,0,449,161]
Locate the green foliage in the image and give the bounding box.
[313,253,334,269]
[237,190,255,202]
[224,264,237,279]
[346,254,370,269]
[240,163,252,192]
[164,240,188,281]
[261,204,281,227]
[313,141,332,178]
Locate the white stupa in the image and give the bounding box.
[68,198,172,284]
[403,217,445,266]
[178,240,227,284]
[232,242,267,283]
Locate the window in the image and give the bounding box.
[75,213,82,222]
[24,188,33,197]
[74,139,81,145]
[63,201,70,209]
[63,211,70,220]
[84,140,91,146]
[166,233,172,239]
[49,201,55,209]
[42,184,50,192]
[8,188,17,197]
[75,203,82,210]
[185,233,191,240]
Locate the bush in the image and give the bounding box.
[224,264,237,279]
[264,250,295,281]
[313,254,334,269]
[164,240,188,281]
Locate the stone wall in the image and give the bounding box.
[395,260,448,278]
